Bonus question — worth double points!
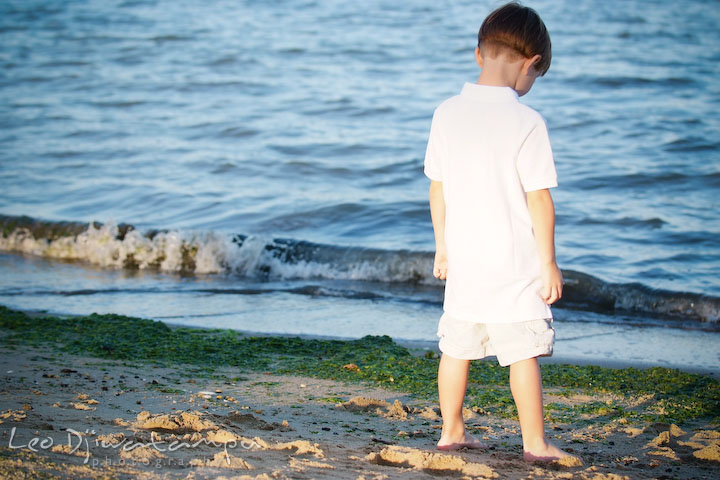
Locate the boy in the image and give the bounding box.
[424,2,577,462]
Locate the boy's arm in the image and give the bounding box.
[429,180,448,280]
[526,188,562,304]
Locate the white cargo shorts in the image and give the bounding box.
[437,313,555,366]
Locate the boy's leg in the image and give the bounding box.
[438,353,469,441]
[509,357,578,462]
[437,353,485,449]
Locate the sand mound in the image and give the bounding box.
[647,446,680,460]
[97,432,125,445]
[288,457,334,471]
[366,445,497,478]
[119,444,165,462]
[684,429,720,463]
[51,444,89,458]
[693,443,720,462]
[75,393,99,405]
[206,429,242,444]
[340,396,390,412]
[417,406,440,421]
[211,475,274,480]
[641,423,719,462]
[113,417,130,427]
[253,438,324,458]
[0,409,27,422]
[648,422,684,436]
[134,410,217,433]
[553,455,584,467]
[385,400,408,420]
[340,396,411,420]
[623,427,644,437]
[275,440,324,457]
[224,411,275,431]
[584,474,630,480]
[189,451,252,469]
[646,431,671,447]
[645,424,687,448]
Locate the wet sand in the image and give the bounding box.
[1,341,718,479]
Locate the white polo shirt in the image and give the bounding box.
[424,82,557,324]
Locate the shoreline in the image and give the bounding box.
[174,327,720,378]
[1,304,719,479]
[15,305,720,377]
[1,218,719,325]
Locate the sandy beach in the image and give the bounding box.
[2,2,719,478]
[1,306,719,479]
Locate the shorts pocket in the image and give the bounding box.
[526,319,555,348]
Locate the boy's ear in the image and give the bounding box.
[475,47,484,68]
[521,54,542,75]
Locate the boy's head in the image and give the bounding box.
[477,2,551,76]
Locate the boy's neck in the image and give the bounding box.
[476,55,524,90]
[474,47,540,97]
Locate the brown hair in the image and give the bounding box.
[477,2,552,75]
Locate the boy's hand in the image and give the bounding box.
[433,247,448,280]
[539,262,563,304]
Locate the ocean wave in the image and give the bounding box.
[559,270,719,325]
[0,215,430,281]
[1,215,718,324]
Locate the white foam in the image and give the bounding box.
[0,222,233,275]
[0,221,438,284]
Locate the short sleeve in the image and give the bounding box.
[516,117,557,192]
[423,111,444,181]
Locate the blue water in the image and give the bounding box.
[1,1,719,370]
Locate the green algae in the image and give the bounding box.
[1,305,718,425]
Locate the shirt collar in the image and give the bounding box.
[460,82,518,102]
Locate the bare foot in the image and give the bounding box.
[437,432,488,451]
[523,441,582,465]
